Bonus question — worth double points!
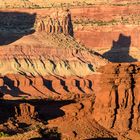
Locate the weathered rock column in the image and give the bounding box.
[93,64,139,132]
[36,20,45,32]
[133,75,140,131]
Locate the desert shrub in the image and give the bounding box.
[0,132,9,137]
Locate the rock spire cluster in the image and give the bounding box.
[36,9,73,36]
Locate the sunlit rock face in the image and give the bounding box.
[36,9,73,36]
[0,32,107,99]
[0,32,107,77]
[0,8,108,100]
[93,63,140,132]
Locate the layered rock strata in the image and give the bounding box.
[0,74,101,99]
[0,32,106,99]
[0,33,107,77]
[93,63,140,132]
[36,9,73,36]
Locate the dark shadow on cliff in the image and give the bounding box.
[67,9,74,37]
[0,12,36,45]
[103,34,137,62]
[30,127,61,140]
[0,76,30,97]
[0,99,75,124]
[0,99,74,138]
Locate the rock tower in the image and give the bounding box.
[36,9,73,36]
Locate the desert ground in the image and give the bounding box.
[0,0,139,140]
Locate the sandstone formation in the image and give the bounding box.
[0,31,107,99]
[1,4,140,54]
[0,9,108,99]
[1,5,140,61]
[1,63,140,139]
[71,5,140,61]
[36,9,73,36]
[93,63,140,133]
[0,74,101,99]
[0,33,107,77]
[15,103,37,124]
[0,1,140,139]
[0,99,117,140]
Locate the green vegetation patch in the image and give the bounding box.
[0,132,10,137]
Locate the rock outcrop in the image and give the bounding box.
[0,33,107,77]
[36,9,73,36]
[0,31,107,99]
[0,74,101,99]
[93,63,140,132]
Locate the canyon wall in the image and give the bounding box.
[1,5,140,49]
[1,59,140,135]
[75,26,140,49]
[72,6,140,49]
[93,63,140,132]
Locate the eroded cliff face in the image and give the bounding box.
[0,74,101,99]
[93,63,140,133]
[72,6,140,62]
[1,6,140,58]
[0,5,140,139]
[0,31,107,99]
[0,33,107,77]
[2,62,140,139]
